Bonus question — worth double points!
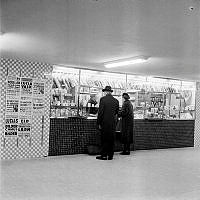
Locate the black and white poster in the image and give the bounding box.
[4,115,18,137]
[20,77,33,97]
[4,76,46,137]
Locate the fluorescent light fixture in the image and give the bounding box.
[104,56,149,68]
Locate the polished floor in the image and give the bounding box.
[1,148,200,200]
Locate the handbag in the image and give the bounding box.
[115,117,122,132]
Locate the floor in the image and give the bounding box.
[1,148,200,200]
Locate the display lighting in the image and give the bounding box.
[104,56,149,68]
[53,65,79,74]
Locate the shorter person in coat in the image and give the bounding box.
[96,86,119,160]
[118,93,134,155]
[86,94,98,115]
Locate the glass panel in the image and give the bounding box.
[50,66,196,120]
[180,81,196,119]
[164,93,181,119]
[144,92,164,119]
[79,69,126,118]
[127,75,147,119]
[51,66,80,118]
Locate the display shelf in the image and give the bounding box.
[79,92,90,94]
[80,85,102,89]
[51,105,77,109]
[145,118,164,121]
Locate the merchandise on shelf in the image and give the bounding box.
[50,66,196,120]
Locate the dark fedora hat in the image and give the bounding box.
[122,93,130,99]
[102,86,113,92]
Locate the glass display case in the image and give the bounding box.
[126,76,196,120]
[50,66,196,120]
[50,67,126,118]
[50,67,80,118]
[78,70,126,118]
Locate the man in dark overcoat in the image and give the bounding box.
[96,86,119,160]
[118,93,134,155]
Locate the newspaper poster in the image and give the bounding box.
[6,76,20,98]
[33,80,45,97]
[32,98,45,115]
[4,76,46,137]
[6,99,19,114]
[19,96,32,116]
[20,77,33,97]
[18,115,32,138]
[4,115,18,137]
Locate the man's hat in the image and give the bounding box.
[122,93,130,99]
[102,86,113,92]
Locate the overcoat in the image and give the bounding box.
[97,94,119,139]
[118,99,134,144]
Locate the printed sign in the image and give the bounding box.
[6,99,19,113]
[19,96,32,116]
[32,79,45,115]
[4,76,46,137]
[20,78,33,96]
[33,80,45,96]
[6,76,20,97]
[4,115,18,137]
[32,98,45,115]
[18,116,32,138]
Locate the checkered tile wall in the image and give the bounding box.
[1,58,53,159]
[194,82,200,147]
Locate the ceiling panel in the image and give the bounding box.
[1,0,200,80]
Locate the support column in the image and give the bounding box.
[194,82,200,147]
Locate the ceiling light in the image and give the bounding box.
[104,56,149,68]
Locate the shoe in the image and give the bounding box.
[107,156,113,160]
[96,156,107,160]
[120,151,130,155]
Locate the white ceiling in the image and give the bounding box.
[1,0,200,81]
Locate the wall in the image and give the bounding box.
[0,58,52,159]
[0,58,199,159]
[194,82,200,147]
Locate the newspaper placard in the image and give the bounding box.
[19,96,32,116]
[4,115,18,137]
[32,98,45,115]
[18,116,32,138]
[6,76,20,98]
[33,80,45,97]
[6,99,19,114]
[32,79,45,115]
[20,77,33,97]
[4,76,46,137]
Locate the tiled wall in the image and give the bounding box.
[134,119,194,149]
[49,118,102,155]
[0,58,53,159]
[49,118,194,156]
[194,82,200,147]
